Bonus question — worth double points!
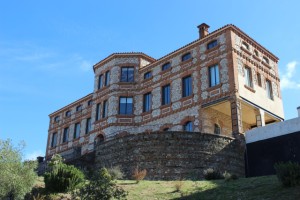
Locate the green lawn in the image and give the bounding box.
[117,176,300,200]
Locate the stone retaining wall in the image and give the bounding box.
[95,131,245,180]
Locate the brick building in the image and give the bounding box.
[46,23,284,162]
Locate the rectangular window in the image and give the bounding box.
[96,103,101,121]
[119,97,133,115]
[244,66,252,88]
[88,100,93,106]
[162,84,171,105]
[98,74,103,89]
[51,132,57,147]
[121,67,134,82]
[74,123,81,139]
[105,71,110,86]
[143,92,152,112]
[65,111,71,117]
[181,52,191,62]
[102,100,108,118]
[54,116,60,123]
[162,62,171,71]
[266,80,273,100]
[85,118,91,134]
[257,73,262,87]
[209,64,220,87]
[76,105,82,112]
[207,40,218,49]
[63,127,69,143]
[182,76,192,97]
[144,71,152,79]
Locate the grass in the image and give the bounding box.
[117,176,300,200]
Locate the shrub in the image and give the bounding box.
[174,180,184,192]
[203,168,223,180]
[223,171,238,182]
[44,162,84,193]
[108,166,124,180]
[132,167,147,183]
[72,168,127,200]
[274,162,300,187]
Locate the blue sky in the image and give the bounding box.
[1,0,300,160]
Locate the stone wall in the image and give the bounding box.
[95,131,245,180]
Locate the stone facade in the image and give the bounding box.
[45,23,284,178]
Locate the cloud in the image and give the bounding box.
[280,61,300,90]
[24,150,44,161]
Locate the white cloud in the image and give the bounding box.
[24,150,44,161]
[79,60,92,72]
[280,61,300,90]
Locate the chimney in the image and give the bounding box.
[197,23,210,39]
[298,106,300,117]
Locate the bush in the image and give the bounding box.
[132,167,147,183]
[274,162,300,187]
[72,168,127,200]
[203,168,223,180]
[223,171,238,182]
[44,161,84,193]
[108,166,124,180]
[174,180,184,192]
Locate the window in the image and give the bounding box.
[76,105,82,112]
[266,80,273,100]
[51,132,57,147]
[143,92,152,112]
[121,67,134,82]
[242,42,249,50]
[254,50,259,57]
[162,62,171,71]
[98,74,103,89]
[54,116,60,123]
[244,66,253,88]
[96,103,101,121]
[119,97,133,115]
[144,71,152,79]
[65,110,71,117]
[182,76,192,97]
[263,57,269,64]
[214,124,221,135]
[207,40,218,49]
[105,71,110,86]
[63,127,69,143]
[74,123,81,139]
[162,84,170,105]
[85,118,91,134]
[102,100,108,118]
[209,64,220,87]
[183,121,193,132]
[257,73,262,87]
[88,100,93,106]
[181,52,191,62]
[163,128,169,131]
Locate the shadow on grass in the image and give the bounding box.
[118,182,137,185]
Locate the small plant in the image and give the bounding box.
[132,166,147,183]
[108,166,124,180]
[203,168,223,180]
[223,171,238,182]
[274,162,300,187]
[174,180,184,192]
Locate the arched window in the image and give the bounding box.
[214,124,221,135]
[163,128,169,131]
[95,134,104,145]
[183,121,193,132]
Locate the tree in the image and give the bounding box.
[0,139,37,200]
[73,168,127,200]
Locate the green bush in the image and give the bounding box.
[274,162,300,187]
[108,166,124,180]
[203,168,223,180]
[44,163,84,193]
[72,168,127,200]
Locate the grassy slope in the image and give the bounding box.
[117,176,300,200]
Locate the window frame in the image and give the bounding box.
[62,127,69,143]
[263,56,269,64]
[102,100,108,118]
[183,121,193,132]
[182,76,192,97]
[96,103,101,121]
[51,132,58,147]
[74,123,81,139]
[162,62,171,71]
[214,124,221,135]
[207,40,218,50]
[162,84,171,105]
[121,67,134,82]
[244,66,253,88]
[119,97,133,115]
[181,52,192,62]
[88,100,93,106]
[85,118,91,134]
[144,71,152,79]
[98,74,103,89]
[76,105,82,112]
[143,92,152,112]
[242,42,249,50]
[266,79,273,100]
[54,116,60,123]
[209,64,220,87]
[257,73,262,87]
[104,71,110,86]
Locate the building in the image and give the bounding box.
[245,107,300,177]
[46,23,284,163]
